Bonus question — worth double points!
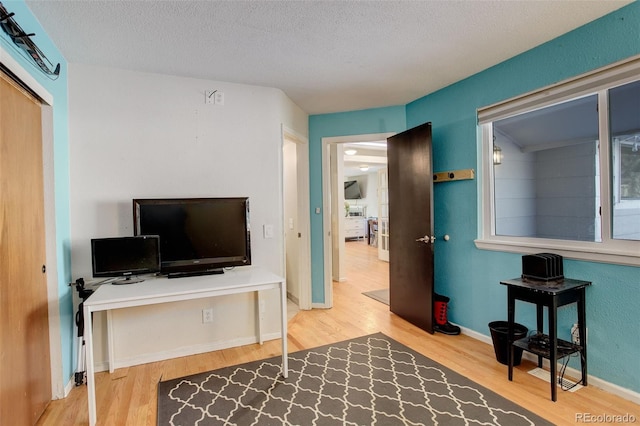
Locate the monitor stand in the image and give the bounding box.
[112,276,144,285]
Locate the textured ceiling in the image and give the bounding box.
[25,0,632,114]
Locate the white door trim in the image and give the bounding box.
[281,125,312,310]
[320,132,395,308]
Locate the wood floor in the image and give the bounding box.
[38,240,639,425]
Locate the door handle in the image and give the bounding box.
[415,235,436,244]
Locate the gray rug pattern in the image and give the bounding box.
[158,333,552,426]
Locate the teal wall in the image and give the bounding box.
[309,3,640,393]
[308,106,406,302]
[1,1,73,386]
[5,0,639,398]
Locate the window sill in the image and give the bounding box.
[474,237,640,267]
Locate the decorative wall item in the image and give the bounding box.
[0,2,60,78]
[433,168,475,183]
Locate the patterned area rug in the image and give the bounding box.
[157,333,552,426]
[362,288,389,305]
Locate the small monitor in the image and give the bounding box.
[91,236,160,284]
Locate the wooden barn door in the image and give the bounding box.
[0,71,51,424]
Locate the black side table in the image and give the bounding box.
[500,277,591,401]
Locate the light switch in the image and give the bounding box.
[264,224,274,239]
[288,218,294,230]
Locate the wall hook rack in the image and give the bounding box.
[433,168,475,183]
[0,2,60,78]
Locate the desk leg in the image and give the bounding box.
[280,280,288,378]
[507,288,515,381]
[578,288,588,386]
[84,305,97,426]
[107,310,115,373]
[549,297,558,402]
[257,291,264,345]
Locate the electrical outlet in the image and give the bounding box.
[571,324,586,345]
[214,91,224,105]
[571,324,579,344]
[202,308,214,323]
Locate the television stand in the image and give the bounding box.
[167,269,224,279]
[82,266,287,426]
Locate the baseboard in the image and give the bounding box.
[99,332,282,372]
[59,377,75,399]
[287,293,300,305]
[460,325,493,345]
[458,324,640,405]
[69,322,640,407]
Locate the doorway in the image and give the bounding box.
[282,126,311,311]
[321,133,394,307]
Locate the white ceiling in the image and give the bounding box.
[24,0,632,115]
[343,141,388,177]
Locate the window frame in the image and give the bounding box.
[475,55,640,267]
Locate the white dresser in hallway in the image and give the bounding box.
[344,216,367,240]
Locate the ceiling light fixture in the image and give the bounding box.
[344,149,357,155]
[356,142,387,148]
[359,165,369,171]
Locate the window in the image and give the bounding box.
[476,56,640,266]
[616,140,640,201]
[610,80,640,242]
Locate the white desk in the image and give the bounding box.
[83,266,287,426]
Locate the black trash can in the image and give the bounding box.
[488,321,528,366]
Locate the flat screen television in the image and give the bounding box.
[133,197,251,278]
[344,180,362,199]
[91,235,160,284]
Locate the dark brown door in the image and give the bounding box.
[387,122,434,333]
[0,71,51,424]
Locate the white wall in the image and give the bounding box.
[68,64,307,368]
[535,142,598,241]
[494,135,536,237]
